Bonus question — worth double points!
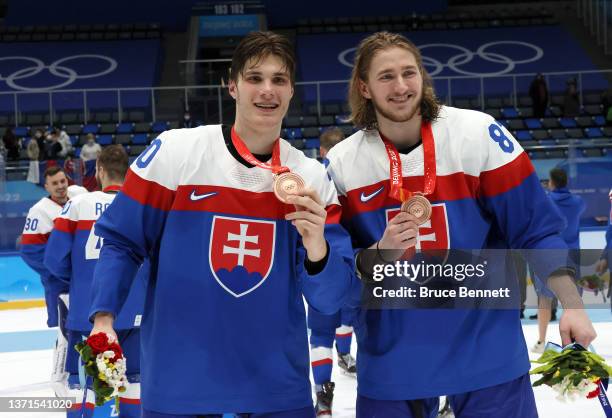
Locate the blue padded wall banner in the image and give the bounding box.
[0,40,161,112]
[296,26,608,102]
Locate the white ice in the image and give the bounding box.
[1,307,610,418]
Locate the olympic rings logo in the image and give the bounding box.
[338,41,543,77]
[0,55,118,91]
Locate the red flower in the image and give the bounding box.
[587,380,601,399]
[86,333,110,355]
[107,342,123,363]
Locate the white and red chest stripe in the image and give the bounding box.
[121,125,343,224]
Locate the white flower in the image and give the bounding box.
[95,355,107,371]
[550,374,599,402]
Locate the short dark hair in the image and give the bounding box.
[549,168,568,188]
[98,145,128,181]
[229,31,296,86]
[319,127,345,152]
[44,166,64,180]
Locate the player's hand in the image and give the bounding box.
[285,188,327,262]
[595,258,608,275]
[91,312,118,343]
[559,309,597,347]
[376,211,419,261]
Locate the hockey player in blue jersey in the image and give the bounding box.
[88,31,355,417]
[325,32,597,418]
[309,127,358,417]
[45,145,145,417]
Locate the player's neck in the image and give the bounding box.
[102,181,123,191]
[233,119,280,155]
[378,114,422,148]
[51,196,68,206]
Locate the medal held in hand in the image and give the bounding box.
[273,172,305,203]
[401,194,432,225]
[231,126,304,203]
[380,122,436,225]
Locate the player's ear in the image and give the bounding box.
[359,79,372,99]
[228,79,238,100]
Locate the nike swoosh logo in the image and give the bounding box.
[360,186,384,203]
[190,191,217,201]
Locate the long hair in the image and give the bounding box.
[348,32,441,130]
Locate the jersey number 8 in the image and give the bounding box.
[488,122,514,154]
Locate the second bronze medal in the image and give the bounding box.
[400,194,432,225]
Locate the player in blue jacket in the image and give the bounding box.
[595,188,612,307]
[325,31,596,418]
[531,167,586,353]
[88,31,355,417]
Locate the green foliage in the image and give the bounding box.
[530,345,611,391]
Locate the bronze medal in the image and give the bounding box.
[400,194,432,225]
[273,172,305,203]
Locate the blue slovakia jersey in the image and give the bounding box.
[326,106,570,400]
[89,125,355,414]
[44,189,147,331]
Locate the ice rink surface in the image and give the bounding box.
[1,307,610,418]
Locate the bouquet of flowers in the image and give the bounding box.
[530,343,611,408]
[74,332,129,410]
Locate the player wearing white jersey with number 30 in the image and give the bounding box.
[20,167,87,397]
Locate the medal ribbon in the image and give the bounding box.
[230,126,289,175]
[379,121,436,202]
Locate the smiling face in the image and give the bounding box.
[359,46,423,125]
[44,171,68,204]
[229,54,294,132]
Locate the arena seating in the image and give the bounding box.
[0,23,161,42]
[2,93,611,162]
[293,6,558,33]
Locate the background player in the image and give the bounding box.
[531,168,585,353]
[20,167,87,394]
[309,127,357,417]
[44,145,145,417]
[595,188,612,308]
